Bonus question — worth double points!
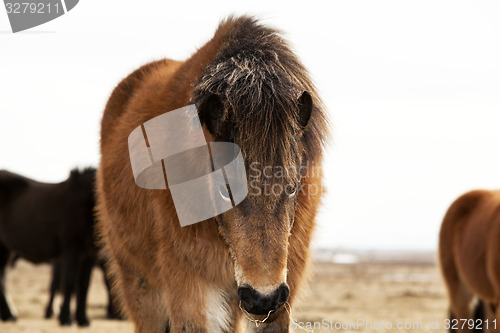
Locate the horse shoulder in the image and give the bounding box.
[101,59,177,146]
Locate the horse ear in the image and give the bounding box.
[297,91,312,129]
[198,94,224,136]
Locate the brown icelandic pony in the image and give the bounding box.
[439,190,500,332]
[97,16,328,333]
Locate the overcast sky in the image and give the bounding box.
[1,0,499,250]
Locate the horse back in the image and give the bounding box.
[100,59,181,147]
[0,170,95,262]
[0,170,30,204]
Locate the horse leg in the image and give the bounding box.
[0,243,15,321]
[439,208,476,332]
[99,259,121,319]
[45,260,61,319]
[75,255,94,326]
[447,281,475,333]
[472,300,485,332]
[113,256,169,333]
[58,250,80,326]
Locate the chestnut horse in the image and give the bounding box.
[439,190,500,332]
[97,16,327,332]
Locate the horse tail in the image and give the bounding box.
[439,190,487,327]
[100,59,169,147]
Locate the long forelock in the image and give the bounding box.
[197,54,303,185]
[193,16,328,187]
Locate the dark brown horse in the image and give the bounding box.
[97,16,328,332]
[0,168,99,326]
[439,190,500,332]
[44,257,121,321]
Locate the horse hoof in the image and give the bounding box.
[59,317,72,326]
[0,314,17,322]
[44,309,53,319]
[77,317,90,327]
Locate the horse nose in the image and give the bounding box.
[238,283,289,315]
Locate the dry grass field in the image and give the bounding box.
[1,253,449,332]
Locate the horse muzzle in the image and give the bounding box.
[238,283,289,315]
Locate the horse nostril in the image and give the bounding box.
[238,283,290,316]
[238,285,255,309]
[276,283,290,307]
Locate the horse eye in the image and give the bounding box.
[219,184,231,202]
[287,182,300,198]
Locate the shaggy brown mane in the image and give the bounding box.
[194,16,328,184]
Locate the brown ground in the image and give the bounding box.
[1,258,449,332]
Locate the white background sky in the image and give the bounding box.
[1,1,499,250]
